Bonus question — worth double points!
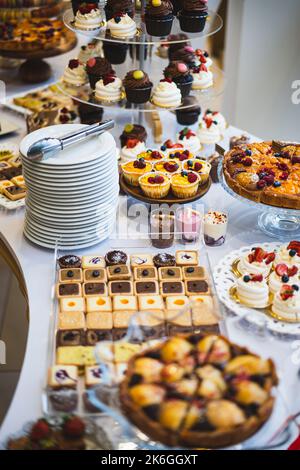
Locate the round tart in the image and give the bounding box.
[171,171,200,198]
[121,159,152,186]
[139,172,171,199]
[153,159,181,175]
[153,253,176,268]
[183,158,211,185]
[58,255,81,269]
[223,142,300,210]
[120,333,278,448]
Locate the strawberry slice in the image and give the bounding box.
[254,247,266,263]
[288,265,298,277]
[280,285,295,301]
[251,274,263,282]
[275,263,288,276]
[126,138,139,149]
[265,252,275,265]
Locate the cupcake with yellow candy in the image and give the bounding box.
[139,172,171,199]
[121,158,152,186]
[138,149,164,162]
[154,159,181,175]
[171,170,200,198]
[182,158,211,185]
[123,70,153,104]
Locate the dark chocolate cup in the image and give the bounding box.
[178,10,208,33]
[103,41,128,64]
[125,85,153,104]
[174,76,193,98]
[176,108,200,125]
[145,14,174,37]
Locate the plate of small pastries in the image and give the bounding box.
[214,241,300,334]
[223,141,300,210]
[120,333,278,449]
[0,145,25,209]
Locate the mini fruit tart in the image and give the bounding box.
[154,159,181,175]
[168,148,194,162]
[121,159,152,186]
[182,158,211,185]
[171,171,200,199]
[137,149,164,162]
[139,172,171,199]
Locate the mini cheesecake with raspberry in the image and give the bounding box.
[171,171,200,198]
[183,158,211,185]
[154,159,181,175]
[139,172,171,199]
[271,284,300,321]
[137,149,164,162]
[168,149,194,162]
[238,247,275,278]
[121,159,152,186]
[269,264,299,295]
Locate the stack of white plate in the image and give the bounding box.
[20,124,119,250]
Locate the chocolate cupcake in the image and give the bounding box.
[105,0,135,20]
[178,0,208,33]
[145,0,174,37]
[176,96,201,125]
[71,0,99,15]
[120,124,147,147]
[86,57,114,89]
[167,33,191,60]
[105,250,128,265]
[164,61,193,98]
[169,45,196,68]
[103,33,128,64]
[78,95,104,124]
[123,70,153,104]
[170,0,183,14]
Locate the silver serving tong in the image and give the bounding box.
[26,119,114,162]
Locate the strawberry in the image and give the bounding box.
[200,64,208,72]
[265,252,275,265]
[280,285,295,301]
[254,247,266,263]
[204,117,213,129]
[187,173,198,183]
[288,265,298,277]
[68,59,79,69]
[63,416,85,438]
[287,241,300,251]
[275,263,288,276]
[87,57,96,68]
[154,175,164,184]
[30,419,51,442]
[126,138,139,149]
[251,274,263,282]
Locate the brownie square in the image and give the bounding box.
[186,280,209,294]
[56,329,85,347]
[85,329,113,345]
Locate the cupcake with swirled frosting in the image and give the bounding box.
[145,0,174,37]
[123,70,153,104]
[164,61,193,98]
[236,274,270,309]
[191,64,213,90]
[152,78,182,108]
[271,285,300,321]
[178,0,208,33]
[107,12,137,38]
[120,139,147,162]
[95,74,124,103]
[62,59,87,87]
[198,116,221,145]
[74,3,104,31]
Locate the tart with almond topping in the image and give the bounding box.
[120,333,278,448]
[223,141,300,209]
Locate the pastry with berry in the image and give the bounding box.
[164,61,193,98]
[145,0,174,37]
[107,12,137,38]
[236,273,270,309]
[178,0,208,33]
[74,3,104,31]
[203,109,226,134]
[198,115,221,147]
[177,127,201,154]
[120,139,146,162]
[269,264,299,295]
[120,124,147,148]
[62,59,88,87]
[171,170,200,198]
[271,284,300,321]
[275,240,300,268]
[95,73,124,103]
[139,172,171,198]
[191,63,213,90]
[151,78,182,108]
[123,70,153,104]
[238,247,275,278]
[182,158,211,185]
[121,158,152,186]
[168,148,194,161]
[153,159,181,175]
[86,56,114,89]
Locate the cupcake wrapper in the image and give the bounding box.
[199,173,210,186]
[122,171,141,187]
[176,109,200,125]
[125,86,152,104]
[178,11,208,33]
[145,14,174,37]
[103,42,128,64]
[140,181,171,199]
[174,79,193,98]
[171,181,199,199]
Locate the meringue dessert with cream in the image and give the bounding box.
[271,285,300,321]
[198,116,221,145]
[107,13,137,38]
[74,3,104,31]
[269,264,299,295]
[191,64,213,90]
[236,274,270,309]
[120,139,146,162]
[95,74,123,102]
[238,247,275,278]
[203,109,227,134]
[177,127,201,154]
[62,59,88,86]
[151,78,182,108]
[275,240,300,268]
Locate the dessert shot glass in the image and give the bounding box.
[203,210,228,246]
[175,207,202,244]
[149,208,175,249]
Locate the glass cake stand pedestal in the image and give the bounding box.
[218,163,300,241]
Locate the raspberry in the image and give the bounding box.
[187,173,198,183]
[183,150,190,156]
[291,156,300,164]
[30,419,51,442]
[288,265,298,277]
[275,264,288,276]
[103,74,115,86]
[148,177,155,184]
[154,175,165,184]
[242,157,253,167]
[276,162,289,171]
[256,180,266,189]
[133,160,146,169]
[279,171,289,180]
[68,59,79,69]
[193,162,203,172]
[151,151,162,160]
[263,174,275,185]
[231,155,242,164]
[164,162,178,172]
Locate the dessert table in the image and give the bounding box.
[0,103,299,448]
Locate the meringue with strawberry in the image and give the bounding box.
[195,49,213,69]
[62,59,87,86]
[191,64,213,90]
[95,74,123,103]
[74,3,104,31]
[198,116,221,144]
[107,13,137,38]
[177,127,201,154]
[269,264,299,295]
[271,285,300,321]
[236,274,270,309]
[275,241,300,268]
[120,139,146,162]
[204,109,227,134]
[238,247,275,278]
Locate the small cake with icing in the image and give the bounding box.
[171,170,200,198]
[238,247,275,278]
[95,74,123,103]
[271,285,300,321]
[198,115,221,145]
[107,12,137,38]
[177,127,201,154]
[145,0,174,37]
[204,109,226,134]
[139,172,171,199]
[123,70,153,104]
[122,159,152,186]
[269,264,299,295]
[62,59,87,87]
[74,3,104,31]
[236,273,270,309]
[178,0,208,33]
[164,61,193,98]
[151,78,182,108]
[182,158,211,185]
[153,159,181,175]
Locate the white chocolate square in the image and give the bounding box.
[60,297,85,312]
[175,250,199,266]
[48,365,78,388]
[165,296,189,310]
[112,295,137,311]
[82,255,106,269]
[86,296,112,312]
[138,295,165,311]
[130,254,154,267]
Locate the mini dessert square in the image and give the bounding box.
[105,250,128,266]
[109,281,134,296]
[182,266,206,280]
[86,311,113,329]
[56,329,85,347]
[11,175,26,189]
[130,254,154,267]
[153,253,176,268]
[85,328,113,345]
[1,166,22,179]
[107,265,132,280]
[60,297,85,312]
[56,346,96,367]
[85,365,112,387]
[166,295,189,310]
[138,295,165,311]
[113,342,141,363]
[158,267,182,281]
[59,268,83,283]
[83,282,108,296]
[56,282,82,298]
[160,281,185,296]
[113,311,135,329]
[134,280,159,295]
[86,296,112,312]
[113,295,137,311]
[185,279,210,295]
[58,311,85,330]
[48,365,78,389]
[175,250,199,266]
[0,180,14,193]
[83,268,107,282]
[2,185,26,200]
[165,309,193,334]
[134,266,158,281]
[82,255,106,269]
[189,296,219,326]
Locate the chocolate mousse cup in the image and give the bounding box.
[103,41,128,65]
[178,10,208,33]
[176,96,201,125]
[149,210,175,249]
[145,14,174,37]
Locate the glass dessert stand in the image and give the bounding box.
[218,162,300,241]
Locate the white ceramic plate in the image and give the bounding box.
[22,161,114,181]
[24,227,112,250]
[26,216,113,235]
